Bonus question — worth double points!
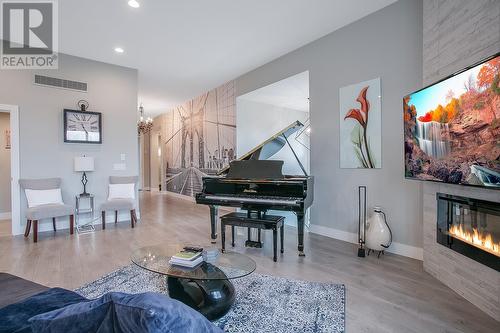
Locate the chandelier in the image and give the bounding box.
[137,103,153,134]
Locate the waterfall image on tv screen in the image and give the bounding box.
[404,54,500,188]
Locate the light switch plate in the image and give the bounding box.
[113,163,126,171]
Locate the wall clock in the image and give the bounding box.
[64,109,102,144]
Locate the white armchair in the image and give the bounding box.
[100,176,138,229]
[19,178,74,243]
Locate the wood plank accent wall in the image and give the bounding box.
[422,0,500,321]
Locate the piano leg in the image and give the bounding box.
[297,211,305,256]
[209,205,218,244]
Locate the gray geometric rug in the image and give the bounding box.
[75,264,345,333]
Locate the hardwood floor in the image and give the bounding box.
[0,192,497,332]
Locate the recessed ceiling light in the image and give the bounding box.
[128,0,140,8]
[114,47,124,53]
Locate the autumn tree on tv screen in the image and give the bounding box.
[404,54,500,188]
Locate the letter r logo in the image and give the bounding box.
[1,1,53,54]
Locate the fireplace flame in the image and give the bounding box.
[449,224,499,257]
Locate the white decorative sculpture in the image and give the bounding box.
[365,206,392,257]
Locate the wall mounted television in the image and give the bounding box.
[404,52,500,189]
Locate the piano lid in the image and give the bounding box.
[218,120,303,175]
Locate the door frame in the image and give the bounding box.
[0,104,20,235]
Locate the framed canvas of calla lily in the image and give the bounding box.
[340,78,381,168]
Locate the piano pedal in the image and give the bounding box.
[245,240,263,248]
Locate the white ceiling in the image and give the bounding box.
[238,71,310,112]
[59,0,396,115]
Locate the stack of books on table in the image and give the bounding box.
[169,250,203,268]
[203,248,220,263]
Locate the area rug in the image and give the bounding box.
[75,264,345,333]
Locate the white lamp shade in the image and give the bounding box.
[74,156,95,172]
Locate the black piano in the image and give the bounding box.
[195,121,314,256]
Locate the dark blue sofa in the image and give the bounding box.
[0,273,222,333]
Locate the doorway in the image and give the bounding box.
[0,111,11,236]
[236,71,311,227]
[139,132,152,191]
[0,104,20,236]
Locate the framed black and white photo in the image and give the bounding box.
[64,109,102,144]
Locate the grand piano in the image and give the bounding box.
[195,121,314,256]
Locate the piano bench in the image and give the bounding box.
[220,212,285,262]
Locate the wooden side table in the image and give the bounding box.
[75,194,95,233]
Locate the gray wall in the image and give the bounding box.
[0,113,10,214]
[422,0,500,320]
[0,54,138,233]
[235,0,423,252]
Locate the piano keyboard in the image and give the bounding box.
[204,195,301,206]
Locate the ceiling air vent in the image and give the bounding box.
[34,75,88,92]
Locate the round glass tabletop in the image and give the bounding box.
[131,245,256,281]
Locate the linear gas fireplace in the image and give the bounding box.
[436,193,499,272]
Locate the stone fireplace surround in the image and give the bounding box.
[422,0,500,321]
[423,182,499,320]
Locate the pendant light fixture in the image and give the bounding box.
[137,103,153,134]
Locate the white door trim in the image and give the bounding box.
[0,104,21,236]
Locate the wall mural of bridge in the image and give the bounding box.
[155,81,236,197]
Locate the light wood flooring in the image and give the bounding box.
[0,192,498,332]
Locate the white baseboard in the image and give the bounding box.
[309,224,423,260]
[36,219,72,233]
[0,212,11,220]
[309,224,358,243]
[387,241,423,260]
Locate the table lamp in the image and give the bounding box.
[74,156,94,196]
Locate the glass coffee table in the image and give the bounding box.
[131,245,256,320]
